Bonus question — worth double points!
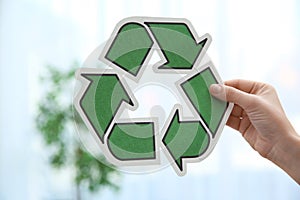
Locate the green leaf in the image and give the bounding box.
[35,62,121,195]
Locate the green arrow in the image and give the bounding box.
[105,23,153,76]
[181,68,227,137]
[163,110,209,172]
[80,74,133,143]
[145,22,207,69]
[107,122,156,160]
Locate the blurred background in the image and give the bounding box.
[0,0,300,199]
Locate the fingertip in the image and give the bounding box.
[209,84,227,101]
[209,84,222,95]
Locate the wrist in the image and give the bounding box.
[269,131,300,184]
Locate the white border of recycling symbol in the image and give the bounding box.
[74,17,233,176]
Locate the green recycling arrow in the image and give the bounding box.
[80,74,133,142]
[107,122,156,160]
[105,23,153,76]
[181,68,228,137]
[163,110,209,172]
[146,22,207,69]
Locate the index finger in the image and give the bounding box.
[224,79,263,94]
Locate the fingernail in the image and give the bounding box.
[210,84,222,94]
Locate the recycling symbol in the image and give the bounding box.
[74,17,233,176]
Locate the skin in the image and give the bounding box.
[209,79,300,185]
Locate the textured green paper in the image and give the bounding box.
[108,123,155,160]
[182,68,228,136]
[80,74,132,142]
[146,23,207,69]
[105,23,153,76]
[163,110,209,170]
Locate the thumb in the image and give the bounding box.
[209,84,252,109]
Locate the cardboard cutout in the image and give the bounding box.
[74,17,233,176]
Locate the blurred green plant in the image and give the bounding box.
[35,62,120,199]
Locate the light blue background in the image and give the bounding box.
[0,0,299,199]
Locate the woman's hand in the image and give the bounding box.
[210,79,300,184]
